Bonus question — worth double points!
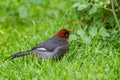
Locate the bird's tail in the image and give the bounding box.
[3,50,32,62]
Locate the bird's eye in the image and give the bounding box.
[65,34,68,37]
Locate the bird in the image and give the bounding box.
[4,29,73,61]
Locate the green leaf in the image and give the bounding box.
[77,29,85,37]
[89,5,98,15]
[77,4,89,11]
[99,27,110,37]
[18,5,30,19]
[77,29,92,44]
[89,26,98,37]
[81,36,92,44]
[69,34,77,42]
[72,2,80,8]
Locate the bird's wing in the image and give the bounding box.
[31,35,68,51]
[3,43,69,61]
[34,44,69,59]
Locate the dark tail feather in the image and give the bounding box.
[3,50,32,62]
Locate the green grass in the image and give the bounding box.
[0,0,120,80]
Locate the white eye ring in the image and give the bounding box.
[65,34,68,37]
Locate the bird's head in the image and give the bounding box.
[56,29,73,40]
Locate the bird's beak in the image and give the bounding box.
[69,30,73,33]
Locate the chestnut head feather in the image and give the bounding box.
[56,29,73,39]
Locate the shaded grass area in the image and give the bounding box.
[0,0,119,80]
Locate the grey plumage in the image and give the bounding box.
[4,35,69,61]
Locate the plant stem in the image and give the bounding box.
[111,0,120,31]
